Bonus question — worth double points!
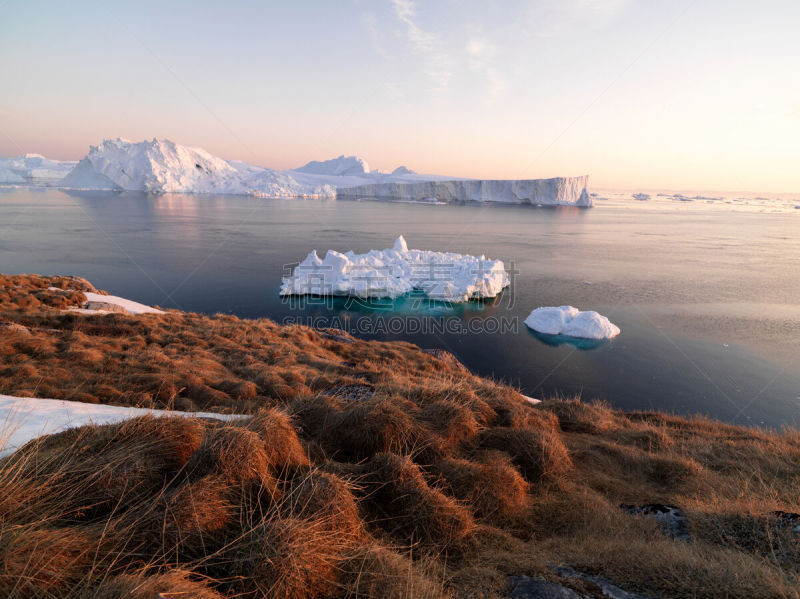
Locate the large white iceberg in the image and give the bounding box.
[524,306,620,340]
[60,138,314,196]
[280,235,510,302]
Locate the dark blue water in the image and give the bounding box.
[2,188,799,427]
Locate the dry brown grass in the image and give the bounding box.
[433,451,531,523]
[76,570,224,599]
[339,544,447,599]
[1,274,800,598]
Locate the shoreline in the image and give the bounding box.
[2,273,800,597]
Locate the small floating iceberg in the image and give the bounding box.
[280,236,510,302]
[524,306,620,340]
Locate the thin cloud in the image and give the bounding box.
[391,0,452,92]
[466,36,507,104]
[360,12,389,58]
[521,0,634,37]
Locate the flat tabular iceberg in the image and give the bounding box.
[336,176,592,207]
[524,306,620,340]
[280,236,510,302]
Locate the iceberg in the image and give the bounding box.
[57,139,396,197]
[0,167,24,184]
[391,165,416,175]
[524,306,620,340]
[293,155,370,176]
[60,138,293,195]
[4,137,593,207]
[335,176,592,207]
[0,153,75,185]
[280,235,510,302]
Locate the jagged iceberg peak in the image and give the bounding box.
[293,155,370,176]
[393,235,408,252]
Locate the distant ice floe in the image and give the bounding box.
[280,235,510,302]
[524,306,620,340]
[632,193,650,201]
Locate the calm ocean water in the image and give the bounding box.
[2,188,799,427]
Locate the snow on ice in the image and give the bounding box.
[280,235,510,302]
[524,306,620,340]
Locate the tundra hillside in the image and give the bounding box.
[1,274,799,598]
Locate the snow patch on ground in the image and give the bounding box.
[280,235,510,302]
[524,306,620,340]
[51,287,165,315]
[82,292,165,314]
[0,395,243,457]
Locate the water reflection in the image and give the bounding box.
[528,329,610,351]
[283,290,504,317]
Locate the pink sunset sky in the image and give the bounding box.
[1,0,798,192]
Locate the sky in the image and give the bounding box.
[1,0,798,192]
